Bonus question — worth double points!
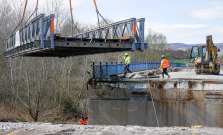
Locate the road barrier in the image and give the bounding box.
[92,61,186,78]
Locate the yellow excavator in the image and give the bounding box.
[190,35,221,74]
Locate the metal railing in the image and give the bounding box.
[74,18,145,51]
[92,61,186,78]
[6,14,55,51]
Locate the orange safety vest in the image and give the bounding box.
[161,59,169,69]
[80,116,88,125]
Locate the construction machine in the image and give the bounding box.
[190,35,221,74]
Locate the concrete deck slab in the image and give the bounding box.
[166,69,223,80]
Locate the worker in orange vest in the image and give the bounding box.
[80,115,88,125]
[160,55,170,79]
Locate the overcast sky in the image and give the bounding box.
[24,0,223,44]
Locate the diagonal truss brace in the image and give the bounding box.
[6,14,55,51]
[73,18,146,51]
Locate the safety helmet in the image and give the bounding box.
[80,115,83,118]
[161,55,165,58]
[125,53,128,56]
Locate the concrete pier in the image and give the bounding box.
[89,69,223,127]
[89,100,223,127]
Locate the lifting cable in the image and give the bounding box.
[10,0,28,35]
[23,0,39,26]
[11,0,39,35]
[35,0,39,16]
[69,0,80,35]
[93,0,108,28]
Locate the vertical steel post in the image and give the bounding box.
[139,61,141,70]
[30,22,34,42]
[92,62,95,78]
[120,62,123,73]
[99,62,102,78]
[132,18,136,50]
[27,24,30,44]
[140,18,145,50]
[149,61,151,69]
[143,61,144,70]
[50,14,55,48]
[10,36,12,49]
[106,62,108,76]
[146,61,148,70]
[111,62,114,74]
[22,28,25,45]
[40,14,45,48]
[34,19,38,41]
[115,62,118,74]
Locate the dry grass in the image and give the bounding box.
[0,104,82,124]
[0,104,31,122]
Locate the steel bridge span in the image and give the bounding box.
[4,14,147,57]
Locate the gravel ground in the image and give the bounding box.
[164,69,223,80]
[0,122,223,135]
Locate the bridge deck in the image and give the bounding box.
[4,37,146,57]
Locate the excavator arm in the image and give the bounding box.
[190,35,221,74]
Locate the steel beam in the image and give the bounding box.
[4,40,146,57]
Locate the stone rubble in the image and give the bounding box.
[126,67,183,79]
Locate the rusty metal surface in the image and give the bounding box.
[89,100,223,127]
[94,78,223,90]
[95,77,223,102]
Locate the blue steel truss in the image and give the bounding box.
[92,61,186,78]
[6,14,55,51]
[74,18,145,51]
[5,14,147,57]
